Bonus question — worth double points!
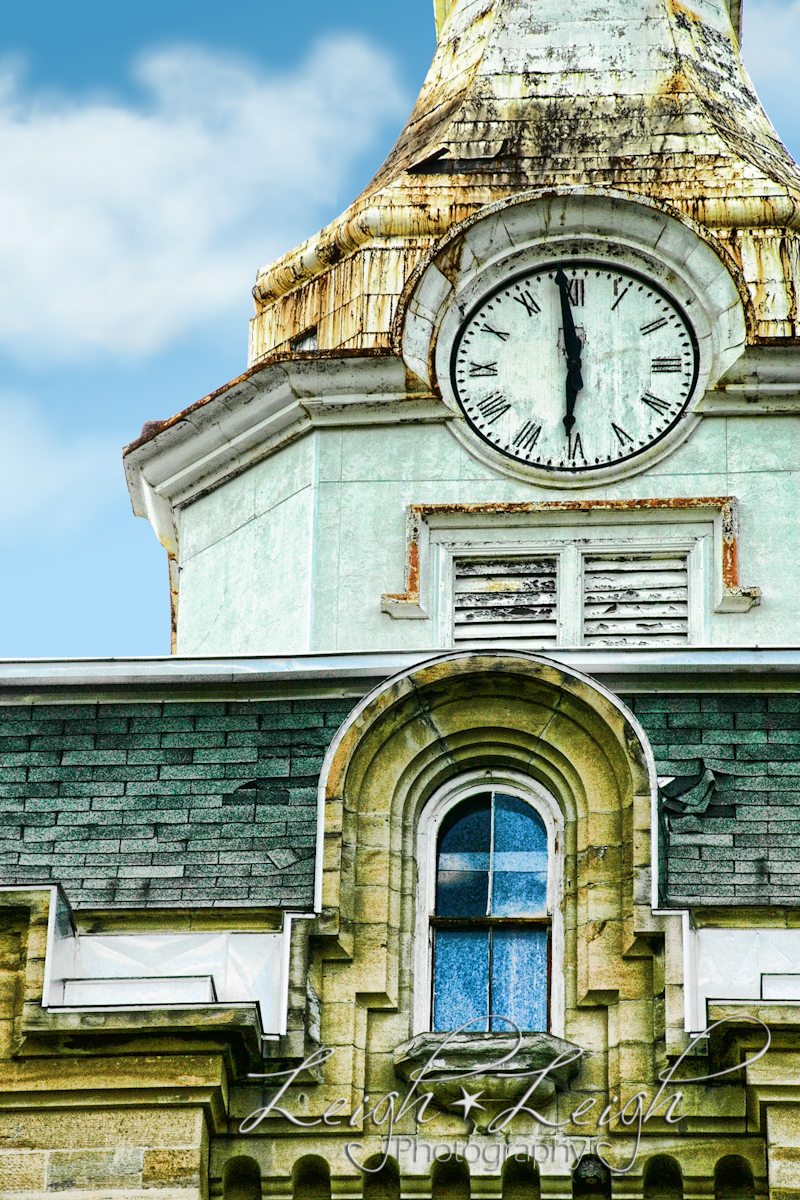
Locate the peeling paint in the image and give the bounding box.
[246,0,800,364]
[381,498,760,618]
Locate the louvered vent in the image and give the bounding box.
[453,558,558,648]
[583,553,689,646]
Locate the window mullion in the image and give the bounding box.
[558,544,582,645]
[487,790,495,916]
[488,791,495,1032]
[487,925,493,1033]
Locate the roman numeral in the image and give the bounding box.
[567,279,585,306]
[568,432,586,462]
[652,356,683,373]
[476,392,512,423]
[611,422,635,447]
[512,421,542,451]
[641,316,669,335]
[514,290,541,316]
[641,392,671,415]
[480,324,510,341]
[468,361,498,377]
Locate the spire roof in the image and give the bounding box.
[249,0,800,361]
[367,0,799,209]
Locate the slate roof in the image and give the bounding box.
[627,694,800,908]
[2,687,799,911]
[0,698,352,908]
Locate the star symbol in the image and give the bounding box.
[451,1087,486,1119]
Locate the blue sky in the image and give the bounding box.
[0,0,797,659]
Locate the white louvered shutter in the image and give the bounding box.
[453,558,558,648]
[582,553,689,646]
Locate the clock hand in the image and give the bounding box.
[555,268,584,438]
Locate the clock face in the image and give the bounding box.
[450,260,700,473]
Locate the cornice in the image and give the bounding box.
[5,648,800,702]
[123,353,446,554]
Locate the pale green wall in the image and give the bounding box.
[177,436,316,655]
[174,415,800,655]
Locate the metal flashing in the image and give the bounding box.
[4,647,800,698]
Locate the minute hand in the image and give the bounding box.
[555,268,584,437]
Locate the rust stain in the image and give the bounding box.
[668,0,703,25]
[407,537,421,599]
[168,552,180,656]
[382,497,760,613]
[722,537,738,590]
[122,349,398,456]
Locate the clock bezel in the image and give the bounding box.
[431,234,722,486]
[449,257,702,475]
[400,190,748,490]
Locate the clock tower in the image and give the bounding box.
[118,3,800,1188]
[125,0,800,658]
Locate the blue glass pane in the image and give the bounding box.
[437,796,491,917]
[490,928,548,1032]
[433,929,490,1031]
[491,794,548,917]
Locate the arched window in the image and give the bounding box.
[433,790,550,1031]
[644,1156,683,1200]
[415,772,563,1036]
[715,1157,754,1200]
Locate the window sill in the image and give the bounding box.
[393,1031,582,1120]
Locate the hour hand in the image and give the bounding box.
[555,268,584,436]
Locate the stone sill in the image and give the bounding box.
[20,1000,265,1073]
[393,1031,583,1122]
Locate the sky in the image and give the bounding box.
[0,0,797,660]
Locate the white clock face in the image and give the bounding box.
[450,260,700,473]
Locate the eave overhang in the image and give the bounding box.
[6,648,800,704]
[121,339,800,557]
[122,352,445,552]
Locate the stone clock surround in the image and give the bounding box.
[402,189,748,486]
[449,259,701,475]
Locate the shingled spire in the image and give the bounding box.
[366,0,800,215]
[248,0,799,375]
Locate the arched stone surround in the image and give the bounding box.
[312,652,660,1120]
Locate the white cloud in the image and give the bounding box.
[0,394,122,541]
[741,0,800,162]
[0,39,407,362]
